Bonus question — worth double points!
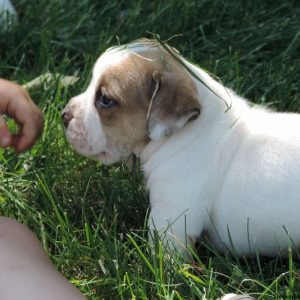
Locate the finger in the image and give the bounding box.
[0,115,12,147]
[0,82,43,152]
[7,101,43,152]
[0,85,32,128]
[14,110,43,153]
[14,122,40,153]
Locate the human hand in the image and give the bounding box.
[0,79,43,152]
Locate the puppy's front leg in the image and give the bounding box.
[147,206,201,255]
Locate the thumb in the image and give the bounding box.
[0,115,12,147]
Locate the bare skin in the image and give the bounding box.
[0,217,86,300]
[0,79,43,151]
[0,79,85,299]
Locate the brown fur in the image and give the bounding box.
[95,49,201,155]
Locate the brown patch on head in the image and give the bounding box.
[95,47,201,158]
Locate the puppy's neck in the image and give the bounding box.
[134,139,166,164]
[135,58,251,168]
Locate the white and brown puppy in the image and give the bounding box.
[63,39,300,257]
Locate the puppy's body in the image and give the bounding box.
[143,66,300,256]
[63,40,300,256]
[145,101,300,256]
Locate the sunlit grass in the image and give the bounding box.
[0,0,300,299]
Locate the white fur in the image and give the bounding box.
[142,58,300,256]
[220,294,254,300]
[65,43,300,257]
[149,123,169,140]
[0,0,17,31]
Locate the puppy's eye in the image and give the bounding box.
[95,94,117,109]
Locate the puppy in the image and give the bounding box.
[63,39,300,257]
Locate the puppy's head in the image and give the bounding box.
[63,40,200,164]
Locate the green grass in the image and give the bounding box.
[1,0,300,299]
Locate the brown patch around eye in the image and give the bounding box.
[95,91,118,108]
[94,82,122,126]
[92,57,156,154]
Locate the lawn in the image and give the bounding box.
[0,0,300,299]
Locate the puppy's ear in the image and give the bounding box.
[147,71,201,140]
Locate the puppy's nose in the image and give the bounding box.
[62,109,73,127]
